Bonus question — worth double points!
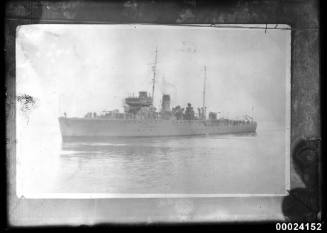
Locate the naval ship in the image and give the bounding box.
[59,49,257,140]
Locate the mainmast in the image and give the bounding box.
[252,106,254,121]
[151,47,158,105]
[202,65,207,120]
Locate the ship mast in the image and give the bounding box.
[252,106,254,121]
[202,65,207,120]
[151,47,158,105]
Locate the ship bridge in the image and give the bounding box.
[125,91,153,114]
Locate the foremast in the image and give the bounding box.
[151,47,158,105]
[202,65,207,120]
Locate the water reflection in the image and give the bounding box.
[52,130,285,194]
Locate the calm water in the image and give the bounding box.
[41,128,287,195]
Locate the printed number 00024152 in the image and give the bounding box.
[276,223,322,231]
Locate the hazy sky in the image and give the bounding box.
[16,24,290,127]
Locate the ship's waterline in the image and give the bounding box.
[59,117,257,139]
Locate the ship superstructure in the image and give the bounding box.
[59,48,257,140]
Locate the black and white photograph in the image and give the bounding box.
[4,0,322,227]
[15,24,291,198]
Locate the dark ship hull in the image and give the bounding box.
[59,117,257,140]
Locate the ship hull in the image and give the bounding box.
[59,117,257,140]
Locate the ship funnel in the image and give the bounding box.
[161,94,171,112]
